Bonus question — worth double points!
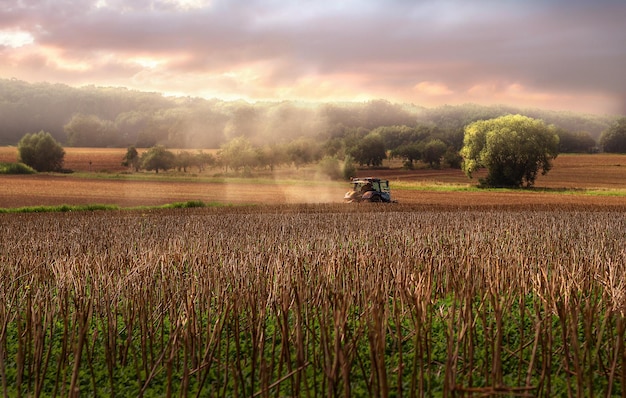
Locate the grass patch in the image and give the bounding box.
[0,203,120,214]
[391,180,481,192]
[580,188,626,197]
[160,199,208,209]
[392,180,626,197]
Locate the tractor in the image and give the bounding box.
[344,177,395,203]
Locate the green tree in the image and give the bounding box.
[599,117,626,153]
[348,133,386,167]
[194,150,216,172]
[375,125,417,150]
[557,129,596,153]
[392,143,421,169]
[140,145,175,173]
[17,131,65,172]
[286,137,322,168]
[122,146,140,171]
[460,115,559,187]
[421,139,448,168]
[218,137,257,172]
[442,147,463,169]
[175,150,194,172]
[64,113,118,147]
[256,144,289,171]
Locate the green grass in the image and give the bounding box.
[578,188,626,196]
[391,180,478,192]
[0,203,120,213]
[392,180,626,196]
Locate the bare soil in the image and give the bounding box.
[1,147,626,208]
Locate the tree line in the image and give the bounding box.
[13,114,626,188]
[1,78,620,154]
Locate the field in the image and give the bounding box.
[1,147,626,396]
[2,205,626,396]
[1,147,626,208]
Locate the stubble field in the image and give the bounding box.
[1,147,626,396]
[2,204,626,396]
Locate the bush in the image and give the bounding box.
[17,131,65,172]
[342,155,357,180]
[0,162,36,174]
[317,156,343,180]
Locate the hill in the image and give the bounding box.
[0,78,618,148]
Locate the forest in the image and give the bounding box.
[0,78,618,154]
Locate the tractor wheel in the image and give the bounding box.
[370,195,382,202]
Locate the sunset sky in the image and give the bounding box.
[1,0,625,115]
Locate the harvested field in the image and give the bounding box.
[359,154,626,189]
[2,174,626,208]
[2,145,626,396]
[2,205,626,396]
[0,175,331,207]
[1,147,626,208]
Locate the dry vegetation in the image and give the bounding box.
[1,204,625,396]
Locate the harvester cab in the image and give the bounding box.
[344,177,395,203]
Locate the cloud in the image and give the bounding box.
[414,82,453,97]
[0,0,625,114]
[0,29,34,47]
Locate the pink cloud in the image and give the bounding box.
[0,0,624,114]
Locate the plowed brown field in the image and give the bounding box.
[1,147,626,208]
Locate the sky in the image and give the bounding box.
[1,0,625,115]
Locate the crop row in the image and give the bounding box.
[1,204,625,396]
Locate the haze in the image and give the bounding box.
[1,0,625,115]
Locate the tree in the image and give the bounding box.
[194,150,216,172]
[175,151,194,172]
[443,147,463,169]
[348,133,386,167]
[460,115,559,187]
[140,145,175,173]
[557,129,596,153]
[599,117,626,153]
[256,144,288,171]
[122,146,140,171]
[64,113,118,147]
[286,137,322,168]
[218,137,257,172]
[392,143,421,169]
[17,131,65,172]
[421,139,448,168]
[317,156,343,180]
[342,155,357,180]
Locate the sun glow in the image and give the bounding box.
[0,30,34,48]
[413,81,453,96]
[130,57,163,69]
[163,0,213,10]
